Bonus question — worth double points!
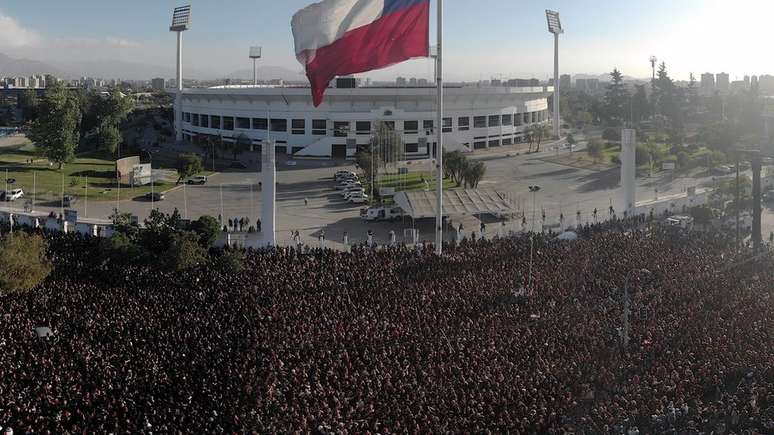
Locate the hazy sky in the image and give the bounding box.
[0,0,772,81]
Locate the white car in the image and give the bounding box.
[343,188,365,199]
[335,175,359,184]
[335,170,357,179]
[5,188,23,201]
[186,175,208,185]
[335,181,361,190]
[349,193,369,204]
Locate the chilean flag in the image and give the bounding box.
[292,0,430,107]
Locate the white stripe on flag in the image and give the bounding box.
[292,0,385,59]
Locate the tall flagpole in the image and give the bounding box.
[435,0,444,255]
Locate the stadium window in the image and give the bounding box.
[489,139,500,147]
[473,141,486,149]
[514,113,522,126]
[405,143,419,153]
[270,118,287,132]
[333,121,349,137]
[210,115,221,129]
[356,121,371,135]
[442,117,452,133]
[502,137,513,145]
[291,119,305,135]
[423,120,434,132]
[200,114,209,128]
[252,118,268,130]
[404,120,418,134]
[473,116,486,128]
[502,114,512,126]
[488,115,500,127]
[183,112,191,123]
[523,113,529,124]
[458,117,470,131]
[312,119,327,135]
[192,113,200,127]
[236,117,250,129]
[223,116,234,131]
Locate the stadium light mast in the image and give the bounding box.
[649,56,657,81]
[249,46,262,86]
[546,10,563,139]
[170,5,192,142]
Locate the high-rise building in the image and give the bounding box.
[700,73,715,95]
[759,75,774,95]
[395,77,407,86]
[151,78,166,91]
[560,74,572,90]
[716,72,730,94]
[752,75,759,90]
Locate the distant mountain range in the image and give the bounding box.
[0,52,306,82]
[0,52,67,78]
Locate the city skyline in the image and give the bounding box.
[1,1,774,81]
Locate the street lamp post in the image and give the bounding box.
[621,268,652,348]
[170,5,192,142]
[546,10,564,139]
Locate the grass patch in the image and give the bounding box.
[0,148,174,203]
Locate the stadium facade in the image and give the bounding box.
[175,85,553,158]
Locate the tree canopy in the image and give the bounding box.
[28,83,81,169]
[0,233,52,294]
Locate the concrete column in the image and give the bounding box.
[261,140,276,246]
[621,129,637,213]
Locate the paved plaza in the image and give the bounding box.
[7,142,774,248]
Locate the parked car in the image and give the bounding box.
[343,188,365,199]
[335,170,357,179]
[361,206,404,221]
[5,188,23,201]
[335,181,361,190]
[145,192,165,201]
[349,193,369,204]
[63,195,77,208]
[187,175,208,185]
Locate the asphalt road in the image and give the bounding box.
[11,144,774,248]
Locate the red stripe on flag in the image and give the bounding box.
[302,1,430,107]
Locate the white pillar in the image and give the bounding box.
[175,31,183,142]
[262,141,276,246]
[553,33,560,139]
[621,129,637,213]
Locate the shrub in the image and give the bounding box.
[0,233,52,294]
[191,215,221,248]
[167,232,207,272]
[611,155,621,165]
[212,249,245,274]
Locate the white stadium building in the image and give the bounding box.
[175,83,553,159]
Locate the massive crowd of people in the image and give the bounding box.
[1,220,774,434]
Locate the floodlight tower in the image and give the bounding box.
[249,46,262,86]
[546,10,563,139]
[649,56,657,81]
[170,5,192,142]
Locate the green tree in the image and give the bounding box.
[0,233,52,294]
[227,133,251,161]
[461,160,486,188]
[191,215,221,248]
[98,124,122,155]
[651,62,684,133]
[176,153,203,183]
[603,68,630,126]
[167,231,207,271]
[212,249,245,274]
[19,89,39,123]
[355,147,382,188]
[631,85,650,124]
[29,83,81,169]
[443,150,466,186]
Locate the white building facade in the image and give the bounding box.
[175,85,553,159]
